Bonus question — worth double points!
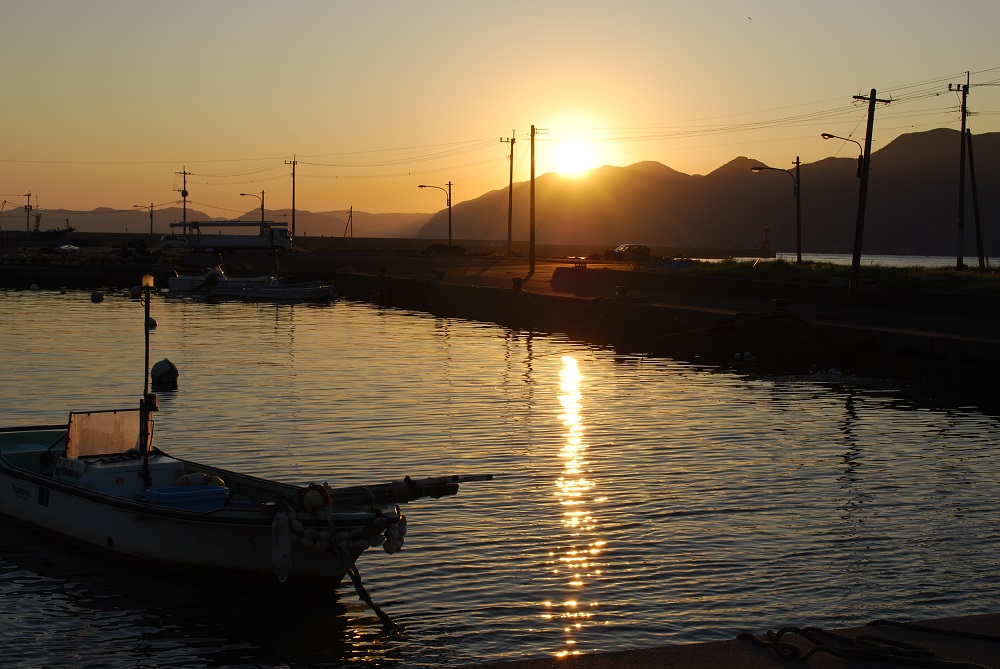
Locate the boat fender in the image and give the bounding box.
[207,475,225,487]
[299,536,315,549]
[270,505,293,583]
[369,534,383,548]
[291,519,305,535]
[373,516,389,531]
[303,528,319,541]
[174,474,189,486]
[352,538,370,552]
[301,483,331,512]
[302,489,324,513]
[187,472,207,486]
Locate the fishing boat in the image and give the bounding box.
[234,277,335,302]
[166,265,271,293]
[0,275,489,588]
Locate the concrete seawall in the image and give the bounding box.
[324,262,1000,400]
[4,251,998,402]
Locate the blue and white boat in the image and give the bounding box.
[0,275,488,585]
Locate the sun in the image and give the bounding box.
[552,140,600,177]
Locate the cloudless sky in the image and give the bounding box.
[3,0,999,222]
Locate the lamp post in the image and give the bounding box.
[823,129,870,301]
[133,203,155,241]
[133,200,179,242]
[418,182,452,248]
[139,272,156,486]
[821,133,863,179]
[240,190,265,224]
[751,157,802,263]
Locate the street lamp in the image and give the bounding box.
[133,200,178,241]
[133,203,155,240]
[822,131,870,300]
[821,133,863,179]
[240,190,265,224]
[418,182,452,248]
[751,157,802,263]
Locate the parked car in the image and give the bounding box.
[160,235,191,249]
[611,244,651,262]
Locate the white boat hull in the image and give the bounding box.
[0,427,407,584]
[0,470,366,581]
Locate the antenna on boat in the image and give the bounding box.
[139,273,158,487]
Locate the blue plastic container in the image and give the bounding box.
[145,484,228,512]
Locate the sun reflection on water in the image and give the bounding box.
[549,355,603,657]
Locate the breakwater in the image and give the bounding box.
[3,252,998,402]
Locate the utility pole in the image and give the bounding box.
[285,155,297,241]
[966,130,985,268]
[24,192,32,235]
[501,132,516,255]
[794,156,802,264]
[175,167,190,223]
[949,73,970,269]
[530,125,536,274]
[848,89,890,302]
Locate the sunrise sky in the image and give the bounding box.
[3,0,1000,222]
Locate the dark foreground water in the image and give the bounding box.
[1,289,998,668]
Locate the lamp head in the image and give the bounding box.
[141,274,155,289]
[418,185,427,189]
[750,166,765,173]
[821,133,835,140]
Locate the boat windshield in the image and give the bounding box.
[67,409,151,458]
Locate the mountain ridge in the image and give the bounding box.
[4,129,995,256]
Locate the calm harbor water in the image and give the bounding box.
[1,288,999,668]
[775,252,997,267]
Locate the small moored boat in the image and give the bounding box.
[235,277,335,302]
[167,266,271,293]
[0,275,489,587]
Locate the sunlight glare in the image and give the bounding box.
[553,140,599,177]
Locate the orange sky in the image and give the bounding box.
[2,1,999,225]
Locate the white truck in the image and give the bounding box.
[164,222,292,254]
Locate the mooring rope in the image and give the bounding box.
[346,563,400,634]
[737,622,997,668]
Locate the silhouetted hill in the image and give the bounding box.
[7,128,995,256]
[2,206,431,240]
[418,128,999,256]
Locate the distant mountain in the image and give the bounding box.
[7,128,995,256]
[418,128,999,256]
[2,205,432,240]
